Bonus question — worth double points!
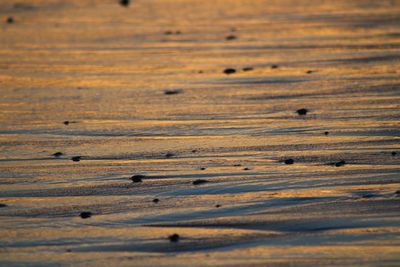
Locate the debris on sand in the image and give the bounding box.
[215,204,221,208]
[392,151,397,156]
[168,233,180,242]
[296,108,308,115]
[200,167,206,170]
[243,167,250,170]
[6,17,14,24]
[335,160,346,167]
[192,149,198,153]
[53,152,63,157]
[0,203,7,208]
[120,0,129,7]
[165,152,174,158]
[223,68,236,75]
[164,89,182,95]
[233,164,242,167]
[271,65,279,69]
[131,174,145,183]
[226,35,237,40]
[306,70,314,74]
[192,179,209,185]
[242,67,253,71]
[80,211,92,219]
[153,198,159,203]
[63,121,70,125]
[324,131,329,135]
[284,159,294,165]
[71,156,81,162]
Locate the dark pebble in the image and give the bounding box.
[120,0,129,7]
[243,167,250,170]
[233,164,241,167]
[165,152,174,158]
[306,70,314,74]
[226,35,237,40]
[164,89,182,95]
[6,17,14,24]
[192,179,209,185]
[63,121,70,125]
[284,159,294,165]
[71,156,81,162]
[153,198,159,203]
[242,67,254,71]
[131,174,145,183]
[296,108,308,115]
[0,203,7,208]
[200,167,206,170]
[175,30,181,35]
[335,160,346,167]
[168,233,180,243]
[66,249,72,252]
[192,149,198,153]
[80,211,92,219]
[215,204,221,208]
[324,131,329,135]
[223,68,236,75]
[198,70,203,74]
[53,152,63,157]
[271,65,279,69]
[392,151,397,156]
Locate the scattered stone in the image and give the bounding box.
[215,204,221,208]
[63,121,70,125]
[335,160,346,167]
[165,152,174,158]
[243,167,250,170]
[226,35,237,40]
[296,108,308,115]
[192,149,198,153]
[233,164,242,167]
[242,67,253,71]
[131,174,145,183]
[153,198,159,203]
[200,167,206,170]
[164,30,173,35]
[164,89,182,95]
[168,233,180,243]
[284,159,294,165]
[392,151,397,156]
[80,211,92,219]
[271,65,279,69]
[71,156,81,162]
[0,203,7,208]
[192,179,209,185]
[223,68,236,75]
[306,70,314,74]
[6,17,14,24]
[120,0,129,7]
[324,131,329,136]
[53,152,63,157]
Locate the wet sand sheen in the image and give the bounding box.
[0,0,400,266]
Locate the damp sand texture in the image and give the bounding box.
[0,0,400,266]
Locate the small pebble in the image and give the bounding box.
[200,167,206,170]
[324,131,329,136]
[243,167,250,170]
[0,203,7,208]
[215,204,221,208]
[192,179,209,185]
[6,17,14,24]
[225,35,237,40]
[335,160,346,167]
[198,70,203,74]
[242,67,253,71]
[63,121,70,125]
[271,65,279,69]
[223,68,236,75]
[53,152,63,157]
[168,233,180,243]
[120,0,129,7]
[164,89,182,95]
[153,198,159,203]
[306,70,314,74]
[233,164,242,167]
[71,156,81,162]
[392,151,397,156]
[164,31,173,35]
[192,149,198,153]
[284,159,294,165]
[131,174,145,183]
[296,108,308,115]
[80,212,92,219]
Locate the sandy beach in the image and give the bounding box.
[0,0,399,266]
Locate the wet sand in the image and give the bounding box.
[0,0,400,266]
